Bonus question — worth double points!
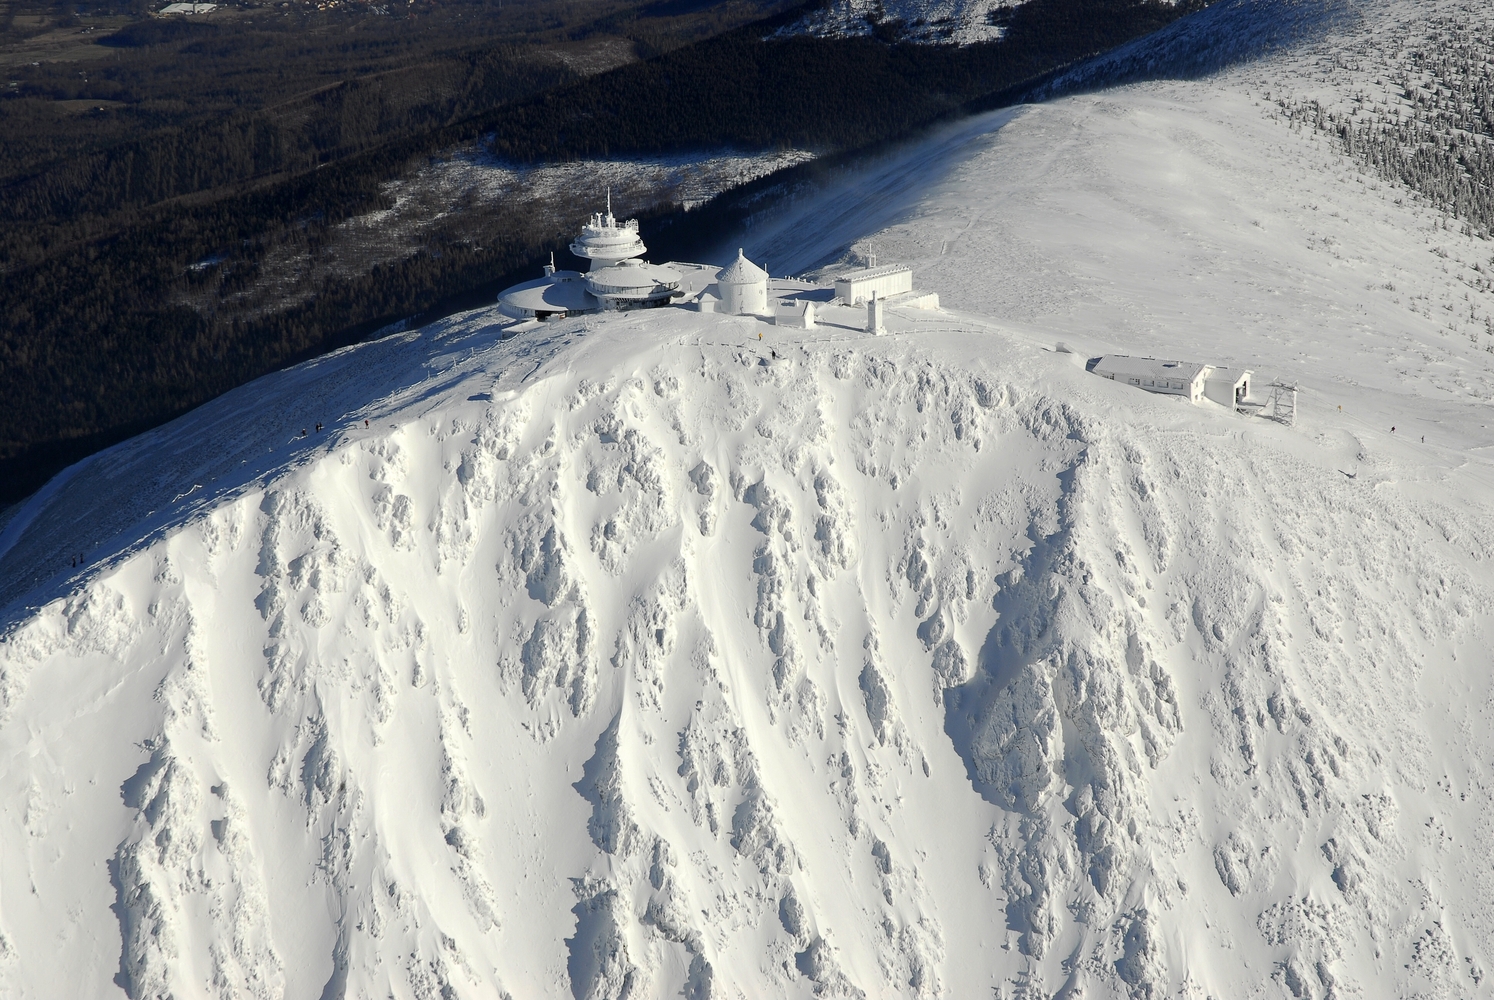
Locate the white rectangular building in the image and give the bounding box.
[834,264,913,305]
[774,298,817,329]
[1204,367,1254,411]
[1086,356,1210,402]
[1088,355,1256,410]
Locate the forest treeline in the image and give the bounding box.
[0,0,787,269]
[1279,23,1494,242]
[1,0,1207,504]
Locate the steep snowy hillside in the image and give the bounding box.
[772,0,1016,45]
[5,0,1494,998]
[3,307,1493,1000]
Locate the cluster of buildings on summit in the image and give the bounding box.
[495,197,936,333]
[498,200,1278,418]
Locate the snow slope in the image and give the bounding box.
[742,0,1494,474]
[5,0,1494,998]
[771,0,1014,45]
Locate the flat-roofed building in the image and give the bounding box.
[1086,356,1210,402]
[834,264,913,305]
[497,270,596,320]
[1204,367,1254,411]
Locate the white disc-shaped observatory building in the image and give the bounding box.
[584,258,682,309]
[499,196,683,316]
[497,269,597,320]
[569,200,648,270]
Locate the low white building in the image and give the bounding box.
[1204,367,1253,411]
[717,249,769,316]
[1088,355,1255,410]
[1087,356,1210,402]
[834,263,913,305]
[774,298,816,328]
[496,268,596,320]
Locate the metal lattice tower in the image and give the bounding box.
[1266,381,1298,426]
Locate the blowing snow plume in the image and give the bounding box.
[1,298,1491,998]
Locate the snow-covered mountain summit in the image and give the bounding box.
[5,0,1494,997]
[3,301,1491,998]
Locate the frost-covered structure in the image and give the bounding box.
[499,198,683,318]
[716,248,769,316]
[1086,356,1255,410]
[834,262,913,305]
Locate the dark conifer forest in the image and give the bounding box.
[1275,17,1494,245]
[0,0,1206,503]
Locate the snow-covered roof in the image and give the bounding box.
[836,263,912,282]
[497,271,597,314]
[1205,366,1252,387]
[717,248,768,285]
[584,259,681,299]
[1087,355,1208,383]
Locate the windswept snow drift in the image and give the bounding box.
[5,0,1494,997]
